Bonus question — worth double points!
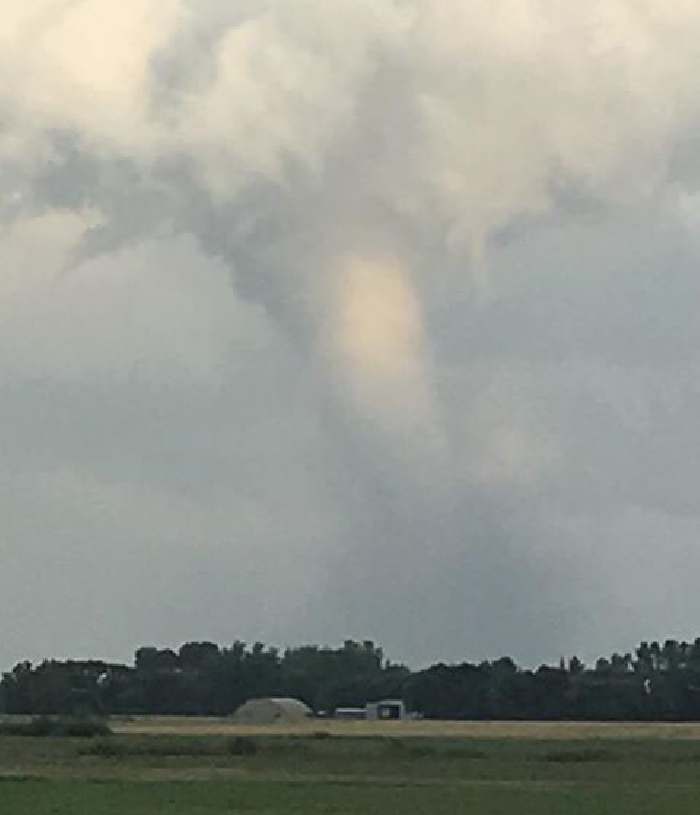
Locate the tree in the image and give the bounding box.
[135,647,178,673]
[178,641,220,670]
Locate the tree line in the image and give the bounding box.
[4,638,700,720]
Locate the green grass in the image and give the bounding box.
[2,777,700,814]
[3,729,700,812]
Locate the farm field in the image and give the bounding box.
[3,719,700,813]
[111,714,700,739]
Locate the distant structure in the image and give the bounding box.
[233,697,312,724]
[333,707,367,720]
[366,699,407,720]
[333,700,408,721]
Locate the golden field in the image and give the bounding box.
[110,715,700,740]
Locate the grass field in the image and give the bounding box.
[3,718,700,812]
[110,715,700,739]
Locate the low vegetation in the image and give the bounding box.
[2,723,700,812]
[0,715,110,738]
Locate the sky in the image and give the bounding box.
[3,0,700,670]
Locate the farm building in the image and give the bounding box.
[232,697,312,724]
[366,699,407,720]
[333,707,367,720]
[333,700,408,720]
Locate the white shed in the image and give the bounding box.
[366,699,407,720]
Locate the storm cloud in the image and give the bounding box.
[3,1,700,668]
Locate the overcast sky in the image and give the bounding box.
[3,1,700,670]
